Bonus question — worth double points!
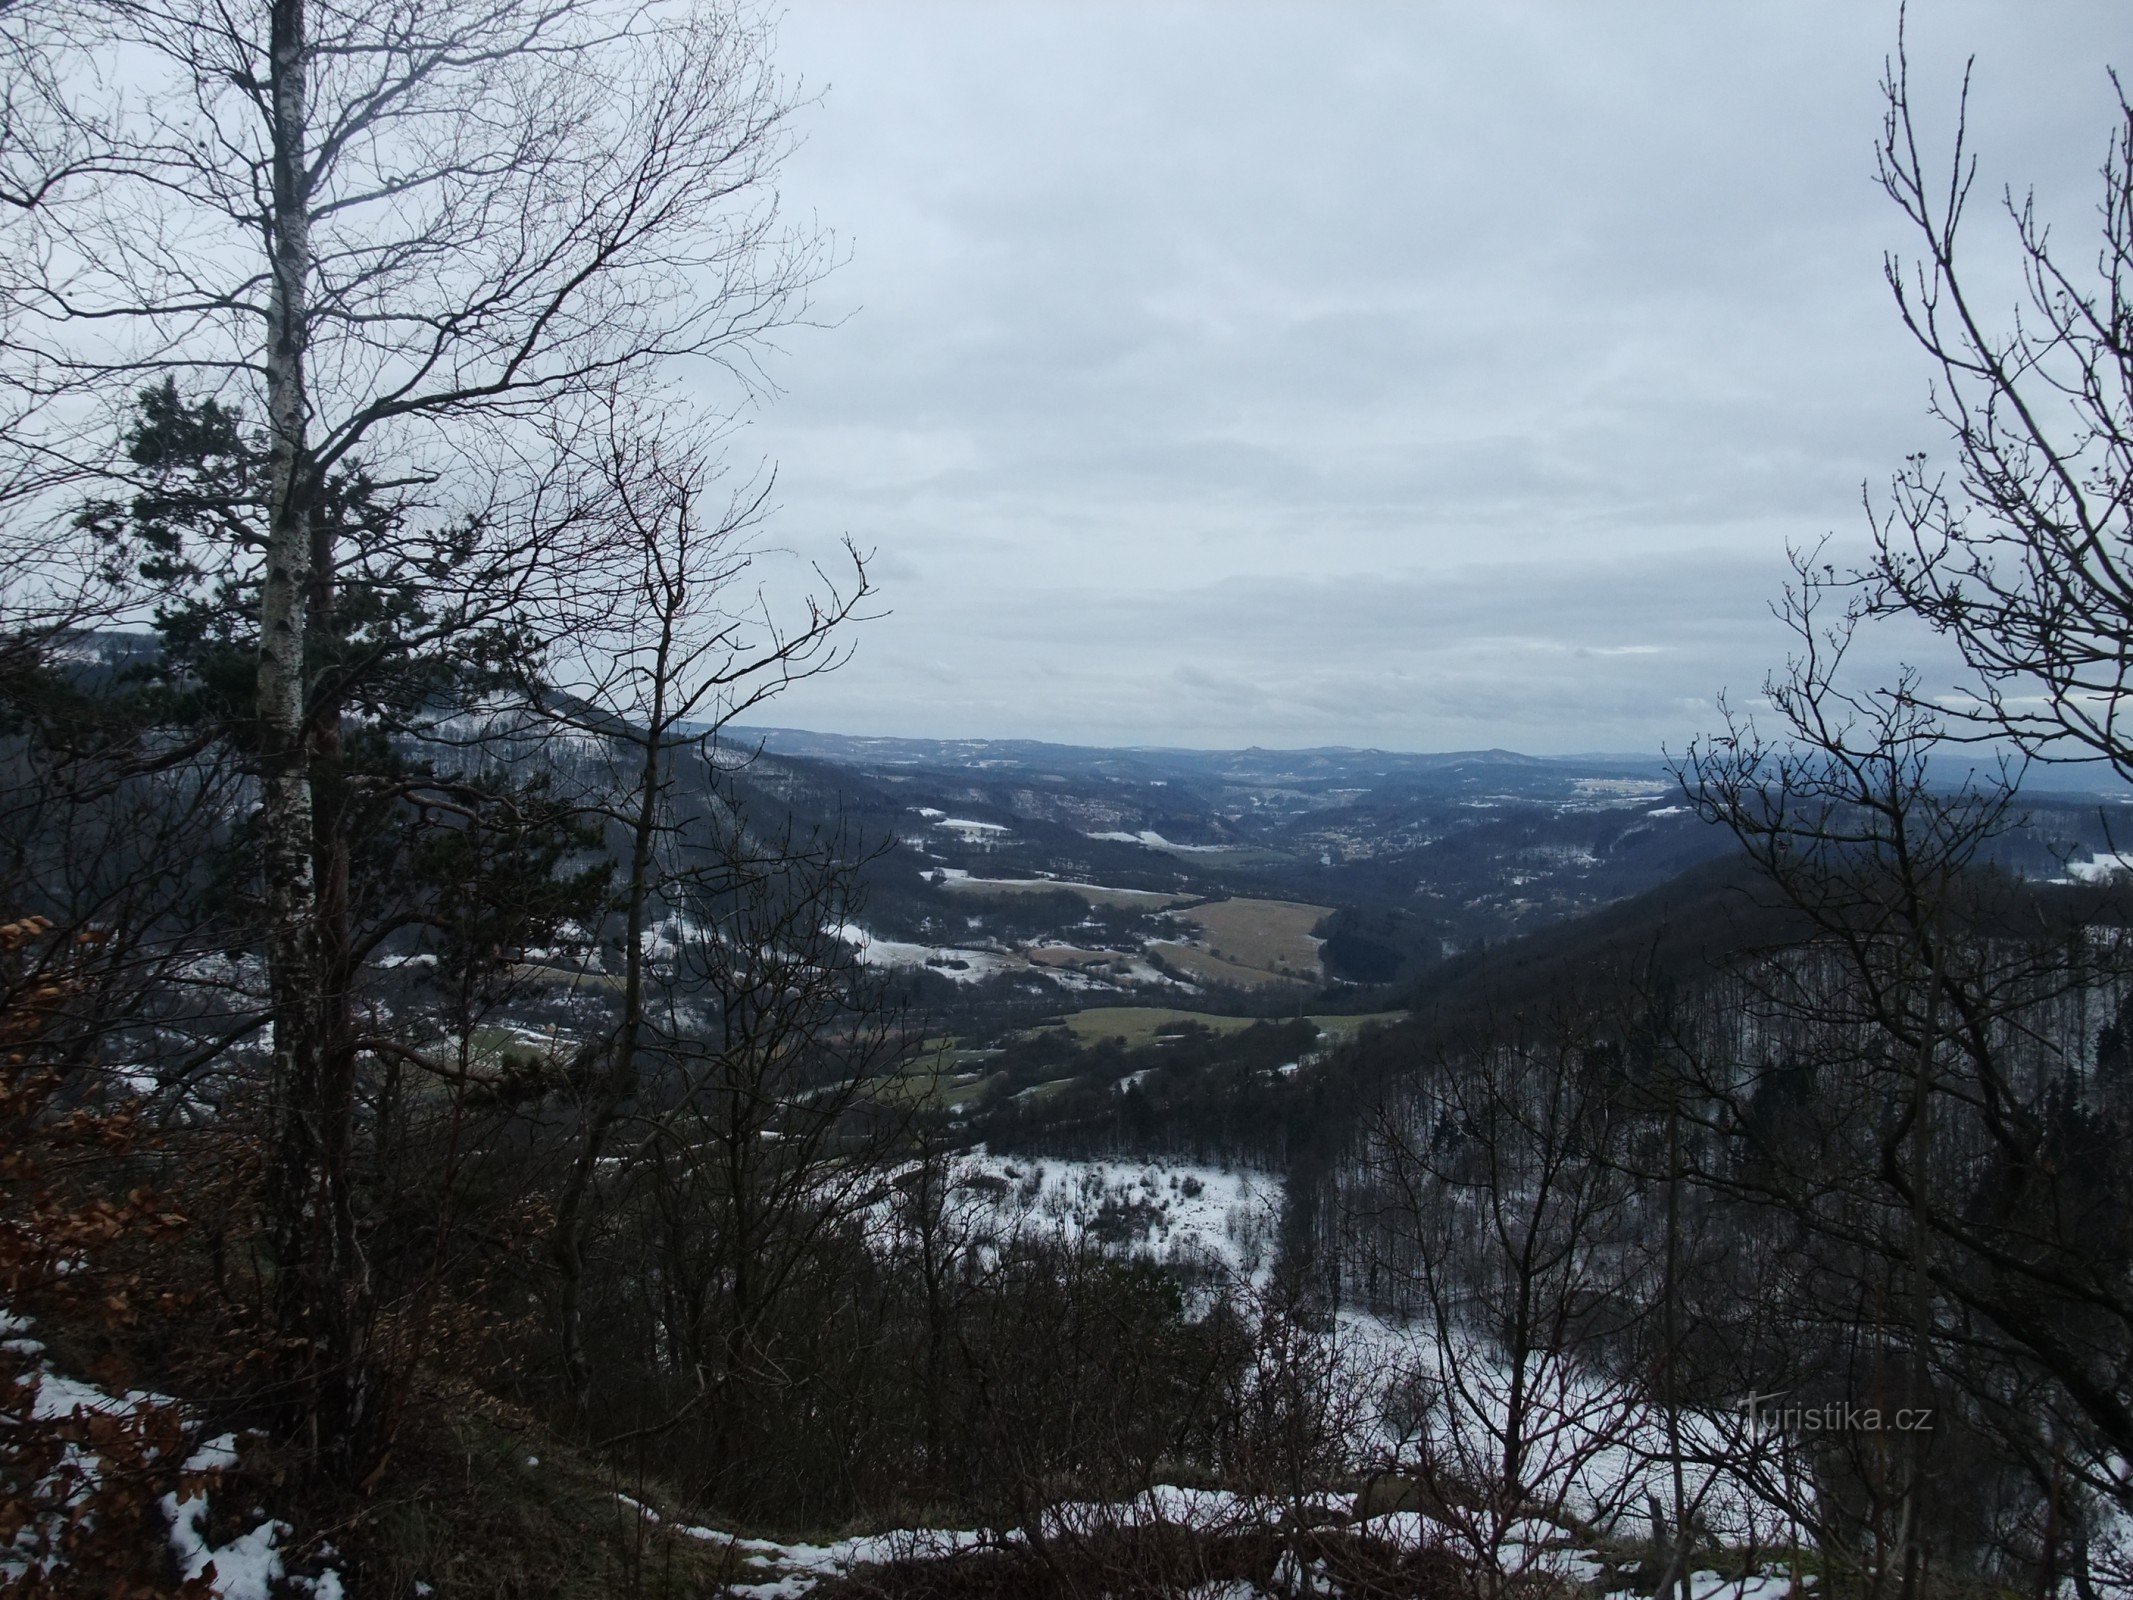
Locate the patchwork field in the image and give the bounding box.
[1025,945,1142,976]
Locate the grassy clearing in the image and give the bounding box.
[1053,1007,1269,1046]
[1308,1010,1409,1041]
[465,1023,575,1063]
[863,1044,1009,1111]
[1011,1076,1081,1104]
[941,877,1193,909]
[896,1069,1005,1111]
[1055,1006,1407,1048]
[1161,897,1332,984]
[1147,941,1306,991]
[1142,843,1295,868]
[505,961,627,994]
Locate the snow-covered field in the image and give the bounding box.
[2064,851,2133,883]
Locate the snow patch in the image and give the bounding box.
[831,924,1014,984]
[1086,829,1233,852]
[2069,851,2133,883]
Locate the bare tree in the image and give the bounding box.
[1353,1016,1645,1597]
[1863,30,2133,778]
[627,805,910,1500]
[2,0,829,1474]
[1681,564,2133,1595]
[522,398,871,1405]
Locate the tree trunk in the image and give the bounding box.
[257,0,339,1470]
[306,511,374,1477]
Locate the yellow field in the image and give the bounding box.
[1026,945,1141,976]
[1155,897,1332,987]
[1146,941,1304,991]
[1055,1007,1266,1046]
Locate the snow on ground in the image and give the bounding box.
[164,1438,290,1600]
[618,1494,994,1600]
[2067,852,2133,883]
[832,920,1193,995]
[953,1152,1283,1281]
[4,1309,342,1598]
[1332,1311,1810,1555]
[633,1485,1357,1598]
[831,924,1017,984]
[627,1477,1813,1599]
[933,817,1011,839]
[1084,829,1237,853]
[838,1134,1832,1586]
[1122,958,1201,989]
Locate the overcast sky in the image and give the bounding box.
[718,1,2125,755]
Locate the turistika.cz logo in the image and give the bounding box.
[1737,1392,1934,1433]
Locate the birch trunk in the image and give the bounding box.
[257,0,346,1467]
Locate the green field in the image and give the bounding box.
[1304,1010,1409,1041]
[870,1050,1006,1111]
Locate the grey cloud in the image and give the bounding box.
[730,0,2123,753]
[770,546,1966,752]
